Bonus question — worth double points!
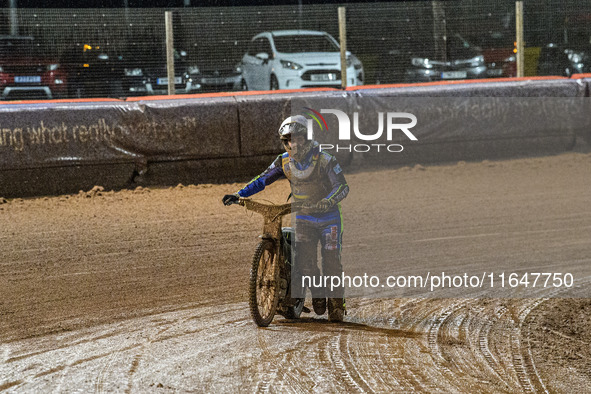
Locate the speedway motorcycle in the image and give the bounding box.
[229,198,308,327]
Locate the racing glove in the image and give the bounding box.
[315,198,333,212]
[222,193,240,206]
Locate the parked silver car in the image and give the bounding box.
[405,33,487,83]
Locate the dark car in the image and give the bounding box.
[0,35,68,100]
[376,33,487,84]
[197,60,242,93]
[538,41,591,77]
[406,34,488,83]
[375,46,409,85]
[476,31,517,78]
[482,46,516,78]
[121,47,201,96]
[537,43,574,76]
[538,15,591,77]
[62,43,125,99]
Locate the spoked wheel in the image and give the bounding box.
[249,240,280,327]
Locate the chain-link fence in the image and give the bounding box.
[0,0,589,100]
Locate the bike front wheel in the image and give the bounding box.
[249,240,280,327]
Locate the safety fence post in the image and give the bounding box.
[165,10,176,95]
[516,1,525,78]
[338,6,347,90]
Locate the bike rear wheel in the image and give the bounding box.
[249,240,280,327]
[283,298,305,319]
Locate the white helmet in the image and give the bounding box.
[278,115,314,161]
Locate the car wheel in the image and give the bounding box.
[270,75,279,90]
[241,79,248,91]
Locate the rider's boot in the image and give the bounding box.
[312,298,326,315]
[328,298,345,322]
[320,248,344,321]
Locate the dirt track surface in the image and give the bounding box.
[1,152,590,392]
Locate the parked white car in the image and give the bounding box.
[240,30,364,91]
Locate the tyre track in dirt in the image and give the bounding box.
[1,304,253,392]
[328,331,373,392]
[511,277,591,393]
[1,291,590,392]
[1,153,591,392]
[476,304,516,390]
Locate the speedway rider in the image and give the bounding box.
[222,115,349,322]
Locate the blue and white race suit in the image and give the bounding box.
[237,142,349,299]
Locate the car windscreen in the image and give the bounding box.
[400,34,479,61]
[0,38,38,58]
[272,34,339,53]
[124,47,187,65]
[446,34,480,59]
[471,31,513,49]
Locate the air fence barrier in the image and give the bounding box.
[574,73,591,109]
[0,78,589,198]
[344,77,590,165]
[575,74,591,144]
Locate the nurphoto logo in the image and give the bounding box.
[304,108,418,153]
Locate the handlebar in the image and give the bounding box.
[235,198,293,224]
[237,198,313,210]
[226,197,319,217]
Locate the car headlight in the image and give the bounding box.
[504,55,516,62]
[47,64,60,71]
[411,57,433,69]
[124,68,143,77]
[280,60,303,70]
[469,55,485,67]
[566,50,584,64]
[188,65,200,74]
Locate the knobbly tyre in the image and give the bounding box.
[227,197,310,327]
